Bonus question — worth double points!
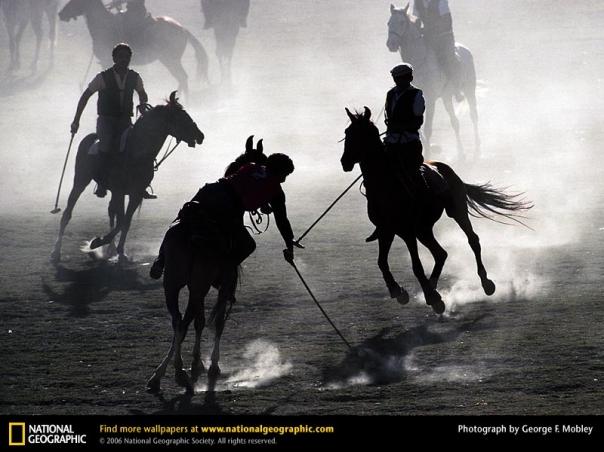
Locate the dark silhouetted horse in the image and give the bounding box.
[51,92,204,264]
[146,134,267,394]
[341,107,531,314]
[59,0,208,95]
[387,3,479,157]
[1,0,58,71]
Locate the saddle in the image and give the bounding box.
[178,201,233,258]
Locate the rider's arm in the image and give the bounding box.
[270,188,294,250]
[70,88,94,134]
[135,75,149,110]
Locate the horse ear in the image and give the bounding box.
[345,107,355,122]
[363,106,372,120]
[169,91,178,104]
[245,135,254,152]
[257,139,263,153]
[390,4,395,13]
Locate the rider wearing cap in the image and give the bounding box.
[384,63,425,176]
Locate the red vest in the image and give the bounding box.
[226,163,281,211]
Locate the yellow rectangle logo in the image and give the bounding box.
[8,422,26,446]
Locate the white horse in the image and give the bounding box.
[1,0,58,71]
[387,3,480,158]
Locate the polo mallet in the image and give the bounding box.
[285,254,352,350]
[51,132,75,214]
[294,174,363,247]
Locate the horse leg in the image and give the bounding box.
[45,1,58,66]
[401,234,445,314]
[465,87,480,156]
[423,99,436,155]
[14,19,27,70]
[378,231,409,305]
[209,266,237,378]
[442,95,464,160]
[51,178,90,262]
[191,307,206,383]
[162,58,189,100]
[417,228,448,290]
[452,209,495,296]
[30,3,43,72]
[106,193,123,257]
[147,285,182,393]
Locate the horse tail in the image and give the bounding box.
[183,28,209,82]
[465,182,533,227]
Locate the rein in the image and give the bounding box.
[154,137,181,171]
[247,209,270,235]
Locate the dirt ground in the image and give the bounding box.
[1,0,603,416]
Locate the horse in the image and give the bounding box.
[58,0,209,96]
[51,91,205,264]
[201,0,250,84]
[146,134,267,394]
[387,3,479,158]
[341,107,531,314]
[1,0,58,72]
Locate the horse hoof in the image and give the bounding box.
[146,377,161,394]
[430,299,446,315]
[396,290,409,305]
[118,254,131,264]
[426,291,445,314]
[208,364,221,379]
[175,369,193,391]
[89,237,104,250]
[191,362,206,382]
[482,279,496,296]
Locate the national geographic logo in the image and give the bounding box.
[7,422,87,446]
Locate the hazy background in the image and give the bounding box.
[1,1,603,415]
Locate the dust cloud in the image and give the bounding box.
[1,1,602,313]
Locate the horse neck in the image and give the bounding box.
[128,110,170,161]
[82,0,118,44]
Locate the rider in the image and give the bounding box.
[412,0,461,98]
[123,0,152,47]
[366,63,425,242]
[149,152,297,279]
[70,43,155,199]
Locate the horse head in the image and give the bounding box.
[341,106,380,172]
[58,0,89,21]
[224,135,267,176]
[387,3,412,52]
[164,91,204,147]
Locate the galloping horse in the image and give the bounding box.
[146,134,266,394]
[58,0,208,95]
[51,92,204,264]
[341,107,531,313]
[1,0,58,71]
[387,4,479,157]
[201,0,250,83]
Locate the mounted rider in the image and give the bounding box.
[150,150,297,279]
[366,63,425,242]
[411,0,461,98]
[70,43,155,199]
